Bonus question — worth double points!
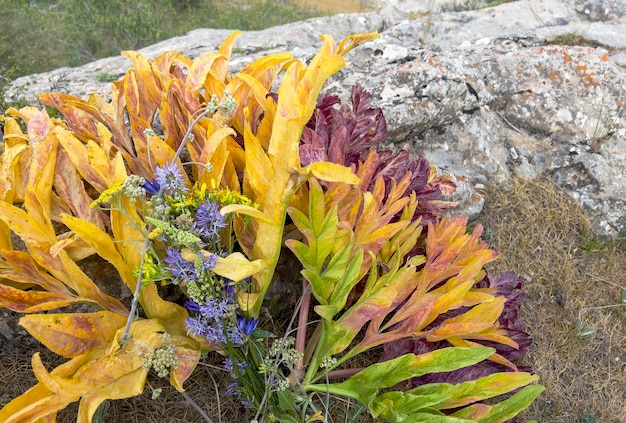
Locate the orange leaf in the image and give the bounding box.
[0,284,89,312]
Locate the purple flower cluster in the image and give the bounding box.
[224,357,248,375]
[185,298,257,347]
[192,199,227,242]
[163,248,197,282]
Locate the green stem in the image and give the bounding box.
[119,105,215,345]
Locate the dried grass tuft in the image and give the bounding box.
[479,177,626,423]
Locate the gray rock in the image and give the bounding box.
[4,0,626,234]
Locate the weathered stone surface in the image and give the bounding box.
[4,0,625,234]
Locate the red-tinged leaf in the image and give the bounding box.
[196,124,238,185]
[0,250,71,295]
[121,50,155,75]
[19,311,128,358]
[327,266,417,356]
[37,93,102,142]
[54,148,107,230]
[450,403,491,420]
[184,53,224,105]
[458,330,520,350]
[214,31,241,81]
[122,68,153,169]
[33,248,128,314]
[160,78,190,149]
[55,126,112,193]
[170,346,202,391]
[23,118,58,234]
[426,296,506,342]
[0,284,90,312]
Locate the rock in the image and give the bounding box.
[4,0,625,235]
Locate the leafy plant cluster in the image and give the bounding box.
[0,0,321,77]
[0,31,543,422]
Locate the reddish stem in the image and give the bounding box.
[325,367,363,380]
[294,277,312,379]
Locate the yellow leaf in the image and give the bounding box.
[237,292,261,316]
[19,312,128,358]
[77,367,147,423]
[55,126,111,193]
[303,161,360,184]
[243,108,274,201]
[220,204,275,224]
[23,116,58,233]
[212,252,268,282]
[215,31,242,81]
[0,201,53,244]
[62,213,189,332]
[336,31,380,56]
[0,352,94,422]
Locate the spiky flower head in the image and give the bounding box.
[155,162,188,196]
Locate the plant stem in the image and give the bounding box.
[181,391,214,423]
[325,367,362,380]
[294,277,311,379]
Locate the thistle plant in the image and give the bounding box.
[0,30,542,423]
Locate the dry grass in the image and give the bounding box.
[1,177,625,422]
[479,177,626,423]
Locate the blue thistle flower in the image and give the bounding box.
[198,298,230,320]
[185,316,208,338]
[225,381,240,397]
[206,325,227,344]
[155,162,188,195]
[192,199,227,241]
[240,396,254,408]
[223,357,247,374]
[227,325,244,346]
[163,248,197,281]
[201,252,218,271]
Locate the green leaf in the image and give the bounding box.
[433,372,540,409]
[477,385,545,423]
[315,348,494,406]
[451,384,545,422]
[370,391,452,420]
